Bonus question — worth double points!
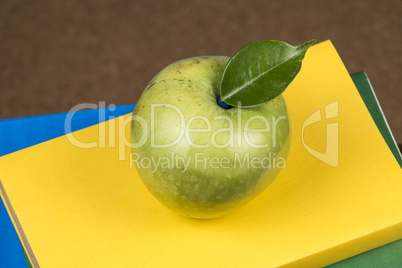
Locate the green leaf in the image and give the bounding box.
[220,40,316,107]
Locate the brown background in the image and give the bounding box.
[1,0,401,141]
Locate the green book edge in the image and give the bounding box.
[327,71,402,268]
[23,245,33,268]
[21,72,401,268]
[351,71,402,168]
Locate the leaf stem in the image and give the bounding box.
[217,96,232,109]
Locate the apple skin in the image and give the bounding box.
[131,56,290,219]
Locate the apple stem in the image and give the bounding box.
[217,96,232,109]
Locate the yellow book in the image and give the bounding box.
[0,40,401,267]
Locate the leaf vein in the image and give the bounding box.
[222,52,300,101]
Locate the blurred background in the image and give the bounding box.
[1,0,401,141]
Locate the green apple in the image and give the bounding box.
[130,56,290,219]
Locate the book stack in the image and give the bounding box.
[0,41,401,267]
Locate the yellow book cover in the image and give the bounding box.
[0,40,401,267]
